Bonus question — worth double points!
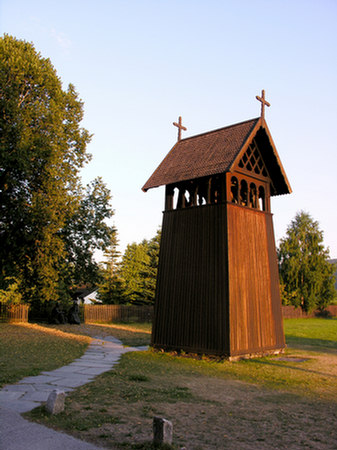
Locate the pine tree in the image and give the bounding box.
[118,242,150,305]
[98,231,124,304]
[139,229,161,304]
[278,211,336,313]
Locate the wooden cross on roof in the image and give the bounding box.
[256,90,270,120]
[173,116,187,142]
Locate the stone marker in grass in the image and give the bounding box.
[46,390,66,414]
[153,416,173,445]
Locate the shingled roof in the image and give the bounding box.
[142,117,291,196]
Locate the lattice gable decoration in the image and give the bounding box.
[236,138,270,179]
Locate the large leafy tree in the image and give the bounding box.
[0,35,113,308]
[278,211,336,313]
[62,177,115,288]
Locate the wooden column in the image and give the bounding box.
[165,185,174,211]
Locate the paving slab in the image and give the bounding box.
[0,409,106,450]
[76,367,112,376]
[20,390,51,402]
[18,375,62,385]
[0,390,23,401]
[49,376,94,388]
[1,399,41,413]
[68,361,114,369]
[40,366,84,376]
[24,383,74,393]
[3,384,36,393]
[76,356,105,362]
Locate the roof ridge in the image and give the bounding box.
[179,117,260,143]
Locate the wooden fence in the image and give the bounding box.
[84,305,153,323]
[0,303,335,324]
[282,305,337,318]
[0,304,29,323]
[84,304,336,324]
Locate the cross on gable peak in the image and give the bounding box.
[173,116,187,142]
[256,89,270,120]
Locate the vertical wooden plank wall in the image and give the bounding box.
[152,204,230,355]
[227,205,285,356]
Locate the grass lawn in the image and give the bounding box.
[284,318,337,351]
[0,323,90,387]
[20,318,337,450]
[45,322,152,347]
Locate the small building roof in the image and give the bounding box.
[142,117,291,196]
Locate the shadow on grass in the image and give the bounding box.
[285,335,337,353]
[243,357,337,380]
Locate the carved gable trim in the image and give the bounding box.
[235,139,270,180]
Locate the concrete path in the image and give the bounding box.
[0,336,147,450]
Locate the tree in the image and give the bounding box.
[62,177,115,289]
[99,229,162,306]
[278,211,336,313]
[0,35,94,308]
[0,277,22,306]
[139,229,161,304]
[113,229,161,305]
[97,230,124,304]
[118,241,151,305]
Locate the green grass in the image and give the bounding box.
[111,322,152,333]
[0,323,90,387]
[47,323,152,347]
[89,322,152,346]
[284,318,337,351]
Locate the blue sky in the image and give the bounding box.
[1,0,337,257]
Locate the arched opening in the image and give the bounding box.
[177,187,187,209]
[249,183,258,209]
[258,186,265,211]
[240,180,248,206]
[173,187,179,210]
[210,176,221,204]
[198,191,207,205]
[188,184,198,207]
[230,176,239,204]
[185,190,191,207]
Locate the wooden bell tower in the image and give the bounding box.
[142,92,291,358]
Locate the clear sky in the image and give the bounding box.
[1,0,337,257]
